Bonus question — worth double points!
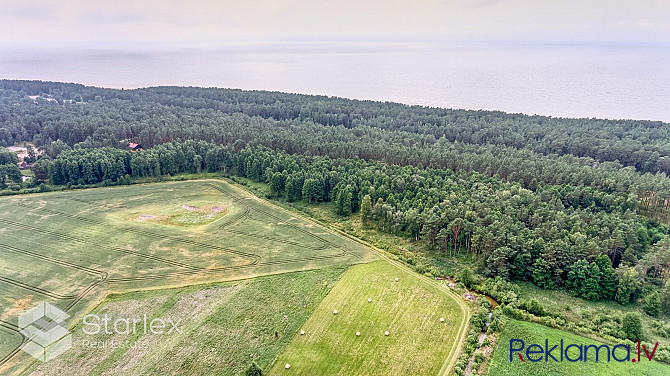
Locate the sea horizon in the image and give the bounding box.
[2,41,669,122]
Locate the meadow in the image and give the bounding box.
[0,180,376,375]
[487,319,670,376]
[269,260,469,376]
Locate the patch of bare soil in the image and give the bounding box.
[211,206,225,213]
[1,295,34,321]
[137,214,157,221]
[181,204,199,211]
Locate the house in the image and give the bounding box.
[19,161,29,169]
[128,142,143,152]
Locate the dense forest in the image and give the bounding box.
[3,79,670,313]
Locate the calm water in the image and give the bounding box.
[1,42,669,122]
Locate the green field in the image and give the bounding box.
[487,319,670,376]
[0,179,471,376]
[29,267,346,376]
[269,260,469,376]
[0,180,376,374]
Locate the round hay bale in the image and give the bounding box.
[385,331,389,336]
[394,278,399,282]
[300,330,305,335]
[440,318,445,322]
[333,310,338,315]
[285,364,291,369]
[367,298,372,303]
[356,331,361,336]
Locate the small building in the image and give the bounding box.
[19,161,29,169]
[128,142,143,152]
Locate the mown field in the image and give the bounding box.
[269,260,469,376]
[0,180,376,375]
[30,267,347,376]
[487,319,670,376]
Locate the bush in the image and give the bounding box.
[501,304,523,320]
[459,267,477,287]
[521,298,547,317]
[471,310,489,331]
[477,277,519,305]
[244,363,262,376]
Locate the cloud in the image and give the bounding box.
[0,0,668,43]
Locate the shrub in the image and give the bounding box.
[521,298,547,317]
[244,363,262,376]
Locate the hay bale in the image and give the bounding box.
[333,310,338,315]
[285,364,291,369]
[384,331,389,336]
[356,331,361,336]
[367,298,372,303]
[300,330,305,335]
[440,318,445,322]
[394,278,399,282]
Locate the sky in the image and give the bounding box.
[1,0,668,44]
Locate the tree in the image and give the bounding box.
[44,140,71,159]
[421,211,440,248]
[662,281,670,315]
[0,148,18,165]
[532,258,554,289]
[436,228,449,253]
[270,172,286,197]
[565,260,589,296]
[582,262,602,301]
[486,247,512,280]
[621,312,643,341]
[360,194,372,224]
[285,177,296,202]
[450,218,465,253]
[335,185,353,215]
[616,267,641,304]
[511,250,531,281]
[302,178,323,203]
[621,247,638,266]
[595,255,617,300]
[643,291,661,317]
[25,144,37,163]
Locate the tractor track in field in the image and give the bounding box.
[0,180,365,370]
[0,218,209,272]
[14,202,262,261]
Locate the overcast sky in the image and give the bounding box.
[1,0,668,44]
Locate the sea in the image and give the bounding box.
[1,41,669,122]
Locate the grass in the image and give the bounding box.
[514,281,670,347]
[30,267,346,376]
[268,260,468,376]
[487,319,670,376]
[0,179,375,374]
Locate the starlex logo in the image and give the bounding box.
[510,339,659,363]
[18,302,72,362]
